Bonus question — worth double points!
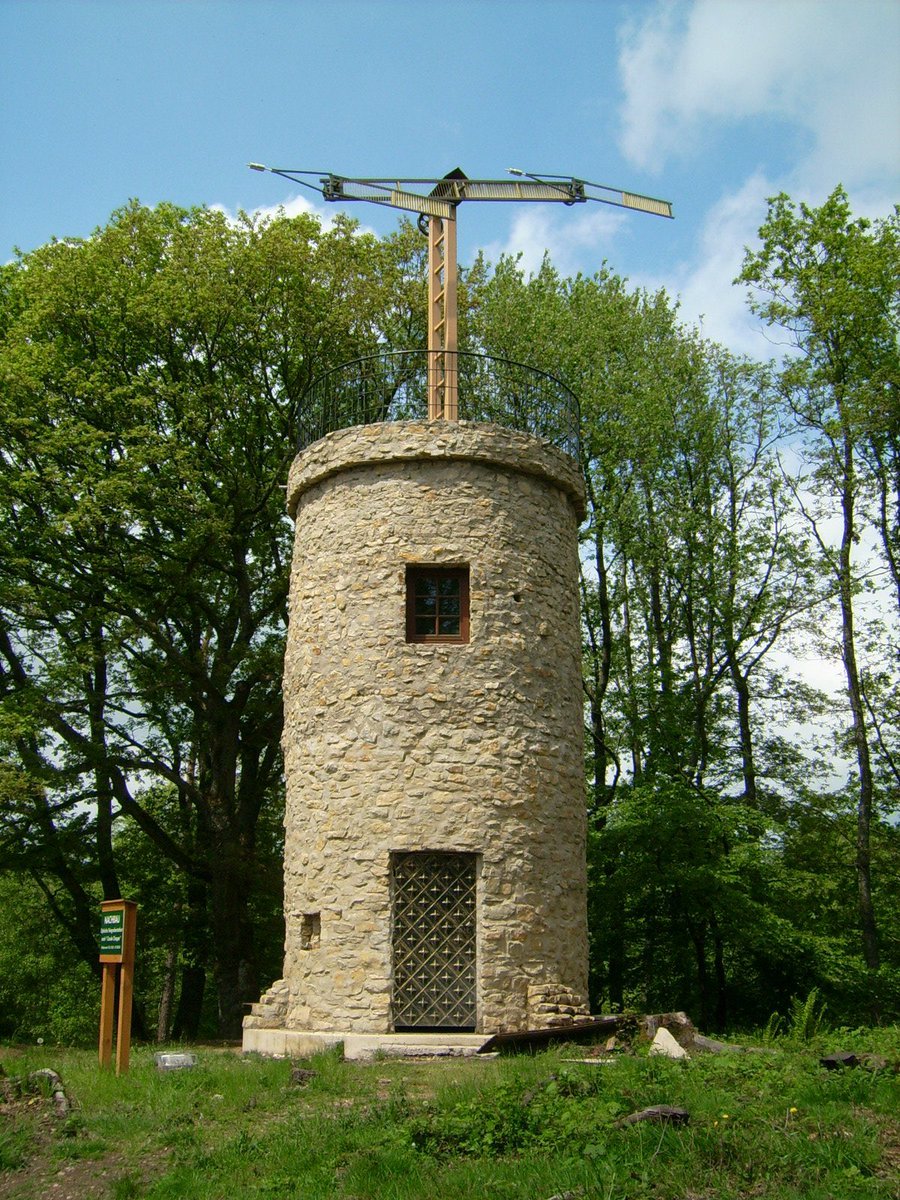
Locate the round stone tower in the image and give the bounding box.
[244,419,589,1053]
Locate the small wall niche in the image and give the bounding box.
[299,913,321,950]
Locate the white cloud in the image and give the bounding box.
[481,205,626,278]
[635,172,784,355]
[248,192,334,226]
[212,190,336,227]
[618,0,900,190]
[646,171,897,358]
[617,1,900,357]
[480,174,787,358]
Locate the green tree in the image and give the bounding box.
[0,201,420,1035]
[0,872,98,1045]
[467,255,831,1021]
[739,186,900,976]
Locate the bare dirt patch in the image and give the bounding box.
[0,1082,162,1200]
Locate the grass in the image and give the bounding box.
[0,1027,898,1199]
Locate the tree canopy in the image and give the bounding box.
[0,201,425,1035]
[0,190,896,1039]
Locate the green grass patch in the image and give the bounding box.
[0,1122,32,1172]
[1,1032,898,1199]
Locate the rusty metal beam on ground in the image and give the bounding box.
[477,1016,624,1053]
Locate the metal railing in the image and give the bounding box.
[297,350,581,459]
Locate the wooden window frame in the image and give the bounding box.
[405,565,470,644]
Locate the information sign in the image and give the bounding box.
[99,908,125,958]
[98,899,137,1074]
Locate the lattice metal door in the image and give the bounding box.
[391,852,476,1030]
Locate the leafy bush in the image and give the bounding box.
[408,1070,623,1156]
[0,875,98,1045]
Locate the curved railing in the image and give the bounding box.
[297,350,581,460]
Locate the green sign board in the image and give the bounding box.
[100,908,125,957]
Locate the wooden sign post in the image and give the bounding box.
[98,899,137,1074]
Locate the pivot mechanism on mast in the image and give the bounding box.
[248,165,673,419]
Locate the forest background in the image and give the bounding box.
[0,185,897,1043]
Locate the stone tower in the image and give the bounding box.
[244,412,589,1055]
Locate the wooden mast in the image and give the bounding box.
[427,212,458,421]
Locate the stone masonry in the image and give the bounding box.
[243,420,589,1045]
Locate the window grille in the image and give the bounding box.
[391,852,476,1030]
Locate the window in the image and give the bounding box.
[406,565,469,643]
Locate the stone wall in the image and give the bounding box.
[248,421,589,1037]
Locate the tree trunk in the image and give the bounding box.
[582,474,617,810]
[620,563,644,782]
[172,965,206,1039]
[196,699,262,1038]
[157,944,178,1042]
[87,621,121,901]
[686,913,710,1031]
[731,665,758,807]
[711,917,728,1031]
[208,855,259,1039]
[171,877,209,1039]
[837,428,879,973]
[606,920,625,1012]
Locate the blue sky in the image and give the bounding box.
[0,0,896,733]
[2,0,898,359]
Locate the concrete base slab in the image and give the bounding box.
[242,1026,492,1061]
[241,1028,344,1059]
[342,1033,490,1061]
